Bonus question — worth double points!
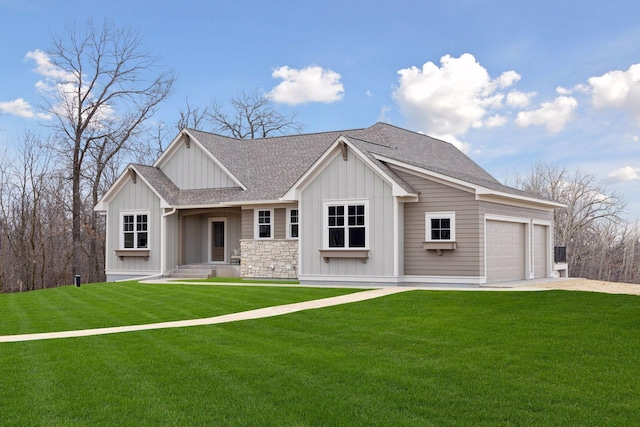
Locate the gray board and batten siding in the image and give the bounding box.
[159,136,237,190]
[299,151,396,280]
[105,176,162,280]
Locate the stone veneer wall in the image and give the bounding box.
[240,239,298,279]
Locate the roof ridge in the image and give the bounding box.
[185,126,367,141]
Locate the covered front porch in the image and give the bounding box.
[171,207,242,277]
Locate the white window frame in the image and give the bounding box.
[323,200,369,250]
[425,211,456,242]
[254,208,274,240]
[120,211,150,249]
[287,208,299,240]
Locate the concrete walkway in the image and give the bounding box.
[0,287,411,343]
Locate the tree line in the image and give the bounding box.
[512,163,640,284]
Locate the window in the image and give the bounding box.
[325,201,367,248]
[121,212,149,249]
[288,208,299,239]
[255,209,273,239]
[425,212,455,242]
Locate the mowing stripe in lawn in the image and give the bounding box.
[0,287,411,343]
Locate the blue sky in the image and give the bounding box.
[1,0,640,217]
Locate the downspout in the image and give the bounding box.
[161,208,177,276]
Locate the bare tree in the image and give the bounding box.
[178,89,303,139]
[39,19,175,281]
[512,162,631,282]
[176,98,209,131]
[0,134,70,292]
[512,163,625,246]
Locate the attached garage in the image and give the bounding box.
[486,220,526,283]
[533,224,548,279]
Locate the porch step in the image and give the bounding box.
[168,264,216,279]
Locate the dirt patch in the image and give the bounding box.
[526,278,640,296]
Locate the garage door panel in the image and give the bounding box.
[487,220,525,283]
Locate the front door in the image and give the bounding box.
[210,219,225,262]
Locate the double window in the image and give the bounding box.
[121,212,149,249]
[425,212,455,241]
[325,201,367,248]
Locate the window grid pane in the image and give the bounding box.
[137,232,148,248]
[349,228,365,247]
[329,228,345,247]
[259,225,271,238]
[124,232,134,248]
[123,215,134,232]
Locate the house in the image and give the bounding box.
[94,122,565,285]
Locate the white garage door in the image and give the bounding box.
[533,225,548,279]
[487,220,526,283]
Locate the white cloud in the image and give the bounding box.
[24,49,111,125]
[0,98,35,118]
[392,53,519,151]
[506,90,536,108]
[0,98,50,119]
[589,63,640,123]
[25,49,73,81]
[485,114,508,128]
[515,96,578,133]
[496,70,521,88]
[608,166,640,182]
[267,65,344,105]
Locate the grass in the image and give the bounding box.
[1,288,640,425]
[0,281,358,335]
[174,276,300,284]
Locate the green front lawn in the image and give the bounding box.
[0,282,358,335]
[1,288,639,425]
[173,276,300,284]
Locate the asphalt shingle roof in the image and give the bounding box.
[132,123,551,207]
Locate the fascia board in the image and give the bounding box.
[281,140,343,200]
[476,193,566,210]
[93,166,131,212]
[95,164,171,211]
[129,165,172,209]
[374,154,566,209]
[222,200,291,207]
[373,155,477,194]
[153,130,187,168]
[154,129,247,191]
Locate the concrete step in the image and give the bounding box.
[169,265,216,279]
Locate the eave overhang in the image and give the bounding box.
[373,154,566,210]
